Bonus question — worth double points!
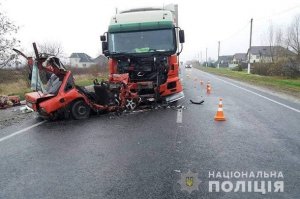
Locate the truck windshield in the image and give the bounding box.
[108,29,176,54]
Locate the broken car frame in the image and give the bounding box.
[14,43,176,120]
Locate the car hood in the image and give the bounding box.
[25,91,55,103]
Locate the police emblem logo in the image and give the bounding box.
[186,177,193,187]
[177,169,200,193]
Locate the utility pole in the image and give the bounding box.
[200,51,202,64]
[217,41,220,69]
[205,48,208,67]
[248,18,253,74]
[200,51,202,66]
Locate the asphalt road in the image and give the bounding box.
[0,68,299,199]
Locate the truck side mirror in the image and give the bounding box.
[179,30,185,43]
[102,42,109,56]
[100,35,106,41]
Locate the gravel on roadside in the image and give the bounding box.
[0,106,37,130]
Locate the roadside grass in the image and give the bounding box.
[195,66,300,98]
[0,79,31,100]
[0,73,108,100]
[75,73,108,87]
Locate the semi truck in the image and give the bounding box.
[101,4,185,105]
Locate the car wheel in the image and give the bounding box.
[71,100,90,120]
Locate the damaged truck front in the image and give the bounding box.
[101,4,185,104]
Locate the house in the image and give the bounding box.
[232,53,247,64]
[218,55,233,67]
[93,55,108,68]
[69,53,95,68]
[247,46,295,63]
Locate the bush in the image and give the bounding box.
[252,63,270,76]
[267,62,283,76]
[251,60,300,78]
[281,60,300,78]
[232,64,243,71]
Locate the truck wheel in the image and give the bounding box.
[71,100,90,120]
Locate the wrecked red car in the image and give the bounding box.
[15,43,175,120]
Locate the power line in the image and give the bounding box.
[221,22,249,42]
[255,4,300,22]
[221,4,300,43]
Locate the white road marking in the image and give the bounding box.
[0,121,46,143]
[200,71,300,113]
[177,108,183,123]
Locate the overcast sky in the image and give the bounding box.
[1,0,300,61]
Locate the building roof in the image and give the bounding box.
[218,55,233,62]
[93,55,107,63]
[70,53,94,63]
[93,55,108,67]
[248,46,295,57]
[233,53,247,61]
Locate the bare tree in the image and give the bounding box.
[267,22,275,63]
[274,27,287,61]
[275,27,283,47]
[0,6,19,68]
[287,15,300,59]
[38,42,64,58]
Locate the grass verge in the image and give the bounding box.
[195,66,300,99]
[0,73,108,100]
[74,73,108,87]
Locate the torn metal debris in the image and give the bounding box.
[190,99,205,105]
[0,95,21,109]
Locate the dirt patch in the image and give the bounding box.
[0,106,36,130]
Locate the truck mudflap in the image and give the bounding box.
[164,91,184,103]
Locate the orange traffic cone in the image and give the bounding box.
[218,98,223,108]
[194,78,198,88]
[206,82,211,94]
[215,98,226,121]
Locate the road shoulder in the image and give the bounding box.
[195,67,300,105]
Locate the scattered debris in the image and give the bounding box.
[0,105,36,130]
[20,105,34,113]
[190,99,205,105]
[0,95,21,109]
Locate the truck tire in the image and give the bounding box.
[71,100,90,120]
